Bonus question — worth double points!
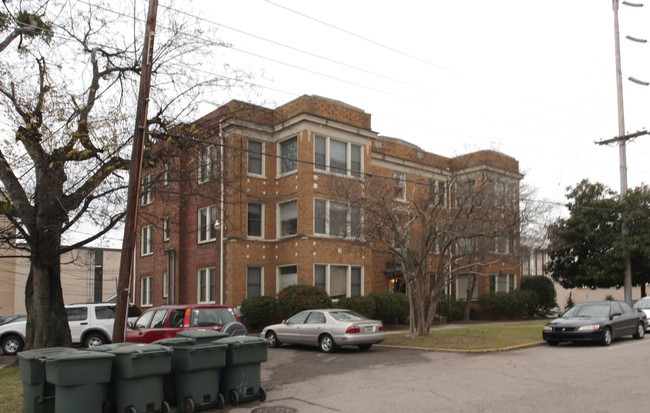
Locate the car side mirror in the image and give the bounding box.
[282,320,288,325]
[126,322,133,329]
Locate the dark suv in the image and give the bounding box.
[125,304,246,343]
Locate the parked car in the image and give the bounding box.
[261,309,386,353]
[542,300,648,346]
[0,303,140,356]
[0,314,26,326]
[633,297,650,330]
[125,304,246,343]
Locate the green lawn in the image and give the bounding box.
[0,366,22,413]
[382,320,547,351]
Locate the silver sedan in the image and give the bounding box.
[261,309,386,353]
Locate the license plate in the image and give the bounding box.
[364,326,374,333]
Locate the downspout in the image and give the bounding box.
[219,121,225,305]
[88,249,94,302]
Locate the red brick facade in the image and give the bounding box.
[133,95,522,310]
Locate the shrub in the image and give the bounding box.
[566,292,575,309]
[478,290,538,320]
[337,296,376,318]
[437,294,464,322]
[240,296,279,328]
[276,284,333,319]
[367,291,409,326]
[520,276,556,308]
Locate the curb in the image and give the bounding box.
[376,341,546,353]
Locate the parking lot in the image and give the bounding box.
[225,338,650,413]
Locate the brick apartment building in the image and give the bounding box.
[133,95,522,310]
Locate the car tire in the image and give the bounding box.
[2,334,24,356]
[266,331,280,348]
[84,332,107,348]
[319,334,336,353]
[601,327,612,346]
[633,322,645,339]
[358,344,372,351]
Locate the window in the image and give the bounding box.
[457,179,476,207]
[163,218,169,242]
[278,265,297,291]
[66,307,88,321]
[457,238,476,254]
[141,276,153,307]
[490,273,516,292]
[489,179,516,209]
[247,267,263,299]
[494,236,514,254]
[314,135,362,177]
[198,205,217,243]
[278,200,297,237]
[394,172,406,200]
[314,199,362,238]
[429,180,447,207]
[162,272,169,299]
[314,264,363,299]
[456,274,479,301]
[198,145,218,183]
[197,267,216,303]
[94,306,116,320]
[247,203,263,237]
[248,140,263,175]
[280,136,298,174]
[141,225,153,256]
[141,174,154,206]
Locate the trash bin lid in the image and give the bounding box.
[18,347,78,361]
[154,337,195,347]
[218,335,267,347]
[177,329,228,343]
[84,342,135,353]
[107,343,172,357]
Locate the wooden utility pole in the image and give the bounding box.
[113,0,158,343]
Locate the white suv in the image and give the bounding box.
[0,303,141,355]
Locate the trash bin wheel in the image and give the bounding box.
[101,399,111,413]
[216,393,225,409]
[259,386,267,402]
[126,407,137,413]
[161,400,171,413]
[229,390,239,406]
[184,396,195,413]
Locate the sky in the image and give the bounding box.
[175,0,650,211]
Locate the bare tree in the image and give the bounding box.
[331,165,521,337]
[0,0,249,350]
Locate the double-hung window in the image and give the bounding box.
[198,205,217,243]
[247,267,263,298]
[280,137,298,174]
[456,274,479,301]
[314,264,363,299]
[141,225,153,256]
[162,218,169,242]
[248,139,264,175]
[314,135,362,177]
[278,200,297,237]
[247,203,263,237]
[198,145,218,183]
[197,267,216,303]
[141,174,154,206]
[490,273,516,292]
[141,276,153,306]
[278,265,297,292]
[394,172,406,200]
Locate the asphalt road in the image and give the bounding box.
[225,337,650,413]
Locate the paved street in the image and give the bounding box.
[225,337,650,413]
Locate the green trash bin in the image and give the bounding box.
[218,336,268,407]
[44,350,115,413]
[155,337,227,413]
[176,329,228,344]
[18,347,79,413]
[98,343,173,413]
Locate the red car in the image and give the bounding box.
[125,304,246,343]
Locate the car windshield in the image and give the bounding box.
[633,300,650,310]
[329,311,367,322]
[0,315,26,326]
[189,307,238,327]
[563,304,610,318]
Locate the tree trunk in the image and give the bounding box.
[23,222,72,350]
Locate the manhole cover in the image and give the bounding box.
[251,407,297,413]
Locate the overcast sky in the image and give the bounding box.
[180,0,650,210]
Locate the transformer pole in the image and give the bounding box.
[113,0,158,342]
